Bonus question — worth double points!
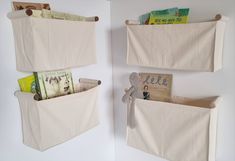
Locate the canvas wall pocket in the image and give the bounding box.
[126,17,227,72]
[14,84,100,151]
[8,16,97,72]
[127,96,220,161]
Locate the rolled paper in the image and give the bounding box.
[214,14,229,22]
[42,9,99,22]
[79,78,101,85]
[34,93,41,101]
[85,16,99,22]
[8,9,99,22]
[7,9,42,19]
[125,20,141,25]
[76,78,101,92]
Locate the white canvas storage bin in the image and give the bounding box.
[127,96,220,161]
[9,16,97,72]
[15,85,99,151]
[126,18,227,72]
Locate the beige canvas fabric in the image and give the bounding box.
[9,17,96,72]
[15,85,99,151]
[127,20,226,72]
[127,96,220,161]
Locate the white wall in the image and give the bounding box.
[0,0,115,161]
[1,0,235,161]
[111,0,235,161]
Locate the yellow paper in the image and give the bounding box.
[18,75,36,93]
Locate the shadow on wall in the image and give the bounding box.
[111,27,127,68]
[112,26,131,139]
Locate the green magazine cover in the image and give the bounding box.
[148,8,189,24]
